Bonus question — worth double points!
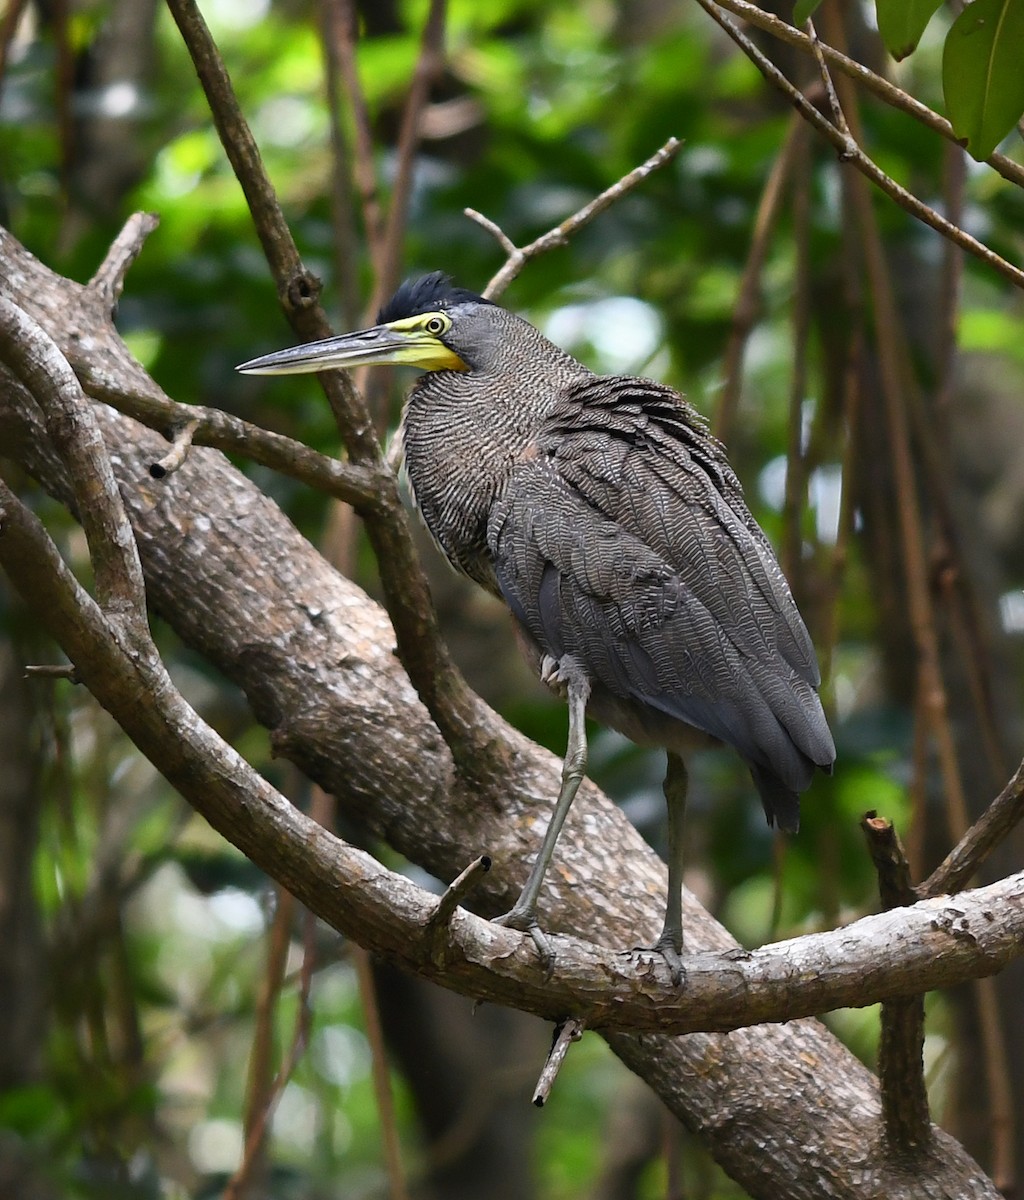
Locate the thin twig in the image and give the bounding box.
[53,0,74,210]
[709,0,1024,191]
[533,1018,584,1107]
[713,112,806,443]
[426,855,492,962]
[149,418,199,479]
[224,887,297,1200]
[806,19,849,139]
[429,856,492,930]
[473,137,684,300]
[921,759,1024,898]
[781,118,812,592]
[88,211,161,310]
[317,0,361,328]
[860,813,931,1160]
[975,976,1017,1191]
[354,945,411,1200]
[370,0,447,316]
[694,0,1024,292]
[326,0,385,266]
[24,662,79,681]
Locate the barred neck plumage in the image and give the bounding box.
[398,307,590,590]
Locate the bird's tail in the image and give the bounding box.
[749,763,801,834]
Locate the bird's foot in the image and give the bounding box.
[630,932,685,986]
[492,907,555,975]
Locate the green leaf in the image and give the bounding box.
[943,0,1024,160]
[792,0,825,25]
[876,0,943,59]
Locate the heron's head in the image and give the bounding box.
[236,272,496,378]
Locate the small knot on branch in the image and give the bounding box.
[283,271,322,313]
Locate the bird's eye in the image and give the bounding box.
[424,316,446,335]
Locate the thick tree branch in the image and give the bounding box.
[0,296,148,643]
[0,226,1005,1198]
[3,381,1021,1036]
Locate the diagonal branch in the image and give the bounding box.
[0,297,149,644]
[693,0,1024,291]
[1,459,1023,1036]
[470,137,684,300]
[921,758,1024,898]
[164,0,498,777]
[709,0,1024,192]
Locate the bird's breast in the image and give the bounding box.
[400,388,510,593]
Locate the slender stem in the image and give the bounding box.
[860,813,931,1160]
[714,113,805,444]
[370,0,447,316]
[225,886,297,1200]
[354,946,410,1200]
[317,0,362,328]
[474,138,684,300]
[694,0,1024,291]
[709,0,1024,191]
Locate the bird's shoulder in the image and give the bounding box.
[539,373,735,490]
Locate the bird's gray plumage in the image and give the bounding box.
[237,271,837,967]
[399,293,835,831]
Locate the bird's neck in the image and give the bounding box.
[399,343,589,589]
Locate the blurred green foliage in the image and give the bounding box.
[2,0,1022,1195]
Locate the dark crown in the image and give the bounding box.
[378,272,491,324]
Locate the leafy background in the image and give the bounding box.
[2,0,1024,1196]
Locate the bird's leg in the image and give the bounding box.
[494,669,591,967]
[654,750,688,985]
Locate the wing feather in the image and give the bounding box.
[487,375,835,799]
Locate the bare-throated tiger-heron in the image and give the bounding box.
[238,272,836,978]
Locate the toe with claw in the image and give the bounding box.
[493,906,555,973]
